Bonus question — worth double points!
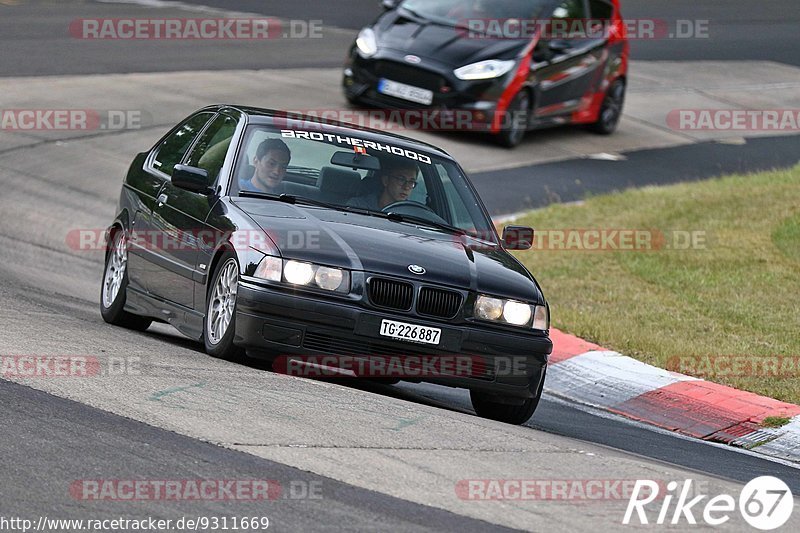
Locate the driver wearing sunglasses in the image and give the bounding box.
[348,156,419,211]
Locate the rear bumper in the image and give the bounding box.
[235,282,551,400]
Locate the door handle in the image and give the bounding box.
[157,193,168,207]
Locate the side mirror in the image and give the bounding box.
[172,164,212,194]
[381,0,401,10]
[502,225,534,250]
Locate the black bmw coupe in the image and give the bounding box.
[101,105,552,424]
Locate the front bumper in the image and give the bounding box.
[343,51,513,132]
[235,282,551,401]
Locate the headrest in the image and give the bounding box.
[319,166,361,196]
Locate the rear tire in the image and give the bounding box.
[470,369,546,425]
[589,79,625,134]
[204,253,244,362]
[100,230,152,331]
[495,91,530,148]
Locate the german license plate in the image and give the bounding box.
[378,78,434,105]
[379,319,441,345]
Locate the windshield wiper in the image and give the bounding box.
[384,211,467,236]
[277,194,345,211]
[240,192,411,222]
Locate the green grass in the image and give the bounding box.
[512,165,800,404]
[762,417,791,428]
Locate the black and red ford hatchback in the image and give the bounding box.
[343,0,629,147]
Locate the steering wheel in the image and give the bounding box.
[381,201,449,225]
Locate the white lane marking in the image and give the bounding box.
[716,137,748,145]
[586,152,627,161]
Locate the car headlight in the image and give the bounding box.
[284,260,350,293]
[475,296,504,321]
[284,260,315,285]
[254,255,282,282]
[532,304,549,331]
[454,59,516,80]
[503,300,532,326]
[315,266,344,291]
[474,295,548,330]
[253,257,350,293]
[356,28,378,58]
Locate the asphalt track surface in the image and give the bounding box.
[474,133,800,216]
[1,0,798,77]
[179,0,800,67]
[0,380,515,532]
[1,0,800,531]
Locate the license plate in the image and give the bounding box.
[378,78,434,105]
[379,319,441,345]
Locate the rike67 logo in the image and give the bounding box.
[624,476,794,530]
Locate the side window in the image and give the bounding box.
[186,114,239,184]
[152,112,213,177]
[434,164,474,229]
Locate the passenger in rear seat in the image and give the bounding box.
[239,138,291,195]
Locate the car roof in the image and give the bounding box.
[198,104,454,160]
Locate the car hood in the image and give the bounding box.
[234,200,543,303]
[374,10,528,67]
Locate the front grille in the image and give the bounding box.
[301,331,495,381]
[373,60,446,92]
[368,278,413,311]
[417,287,463,319]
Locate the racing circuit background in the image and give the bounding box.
[0,0,799,531]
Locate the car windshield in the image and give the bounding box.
[232,124,497,243]
[399,0,550,27]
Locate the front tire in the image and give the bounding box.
[204,253,244,361]
[589,79,625,134]
[100,230,152,331]
[495,91,530,148]
[470,369,546,425]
